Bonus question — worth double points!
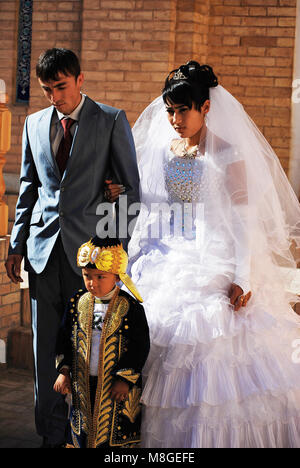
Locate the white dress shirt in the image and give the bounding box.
[90,287,117,376]
[50,93,86,156]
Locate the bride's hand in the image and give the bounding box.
[229,283,252,311]
[104,179,125,202]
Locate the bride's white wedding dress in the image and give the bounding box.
[130,138,300,448]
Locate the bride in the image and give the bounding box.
[106,61,300,448]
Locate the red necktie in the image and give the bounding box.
[56,118,75,176]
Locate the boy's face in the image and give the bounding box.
[82,268,117,298]
[38,71,84,115]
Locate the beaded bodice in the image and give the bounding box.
[164,154,206,203]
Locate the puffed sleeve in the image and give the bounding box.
[226,158,251,294]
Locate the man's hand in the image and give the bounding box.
[229,283,252,312]
[5,254,24,284]
[110,379,129,402]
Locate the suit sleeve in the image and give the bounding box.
[8,117,39,256]
[55,301,73,373]
[110,110,140,251]
[113,301,150,387]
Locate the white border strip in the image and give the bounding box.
[290,0,300,198]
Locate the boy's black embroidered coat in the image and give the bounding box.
[56,287,150,448]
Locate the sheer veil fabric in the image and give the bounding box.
[130,86,300,295]
[128,85,300,448]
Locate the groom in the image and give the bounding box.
[5,48,140,447]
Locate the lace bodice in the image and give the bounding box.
[164,154,206,203]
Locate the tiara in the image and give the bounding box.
[172,69,188,80]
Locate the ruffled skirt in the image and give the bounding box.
[130,236,300,448]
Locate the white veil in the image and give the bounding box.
[129,85,300,305]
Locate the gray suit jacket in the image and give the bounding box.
[9,96,140,274]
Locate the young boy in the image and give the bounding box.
[54,236,150,448]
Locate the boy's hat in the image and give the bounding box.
[77,236,143,303]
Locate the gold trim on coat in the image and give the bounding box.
[71,288,142,448]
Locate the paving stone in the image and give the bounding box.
[0,367,40,448]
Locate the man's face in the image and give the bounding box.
[38,71,84,115]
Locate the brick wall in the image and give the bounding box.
[2,0,83,174]
[81,0,213,123]
[2,0,297,175]
[173,0,210,66]
[207,0,297,172]
[3,192,18,234]
[81,0,177,123]
[28,0,83,114]
[0,0,27,175]
[0,236,21,342]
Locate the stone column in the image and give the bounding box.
[0,80,11,237]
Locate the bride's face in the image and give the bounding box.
[166,100,210,140]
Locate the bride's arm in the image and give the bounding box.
[226,159,252,310]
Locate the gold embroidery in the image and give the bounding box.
[89,288,120,448]
[71,433,81,448]
[122,386,142,423]
[116,369,140,384]
[72,293,94,438]
[71,289,141,448]
[77,292,93,333]
[106,296,129,337]
[94,336,117,446]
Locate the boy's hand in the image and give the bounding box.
[111,379,129,402]
[53,371,72,395]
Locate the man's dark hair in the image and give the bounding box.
[36,48,81,82]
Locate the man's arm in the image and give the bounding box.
[6,117,39,282]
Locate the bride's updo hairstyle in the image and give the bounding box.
[162,61,218,111]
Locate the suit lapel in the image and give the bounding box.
[38,106,61,180]
[62,97,99,180]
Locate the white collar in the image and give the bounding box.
[94,285,117,303]
[56,93,85,122]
